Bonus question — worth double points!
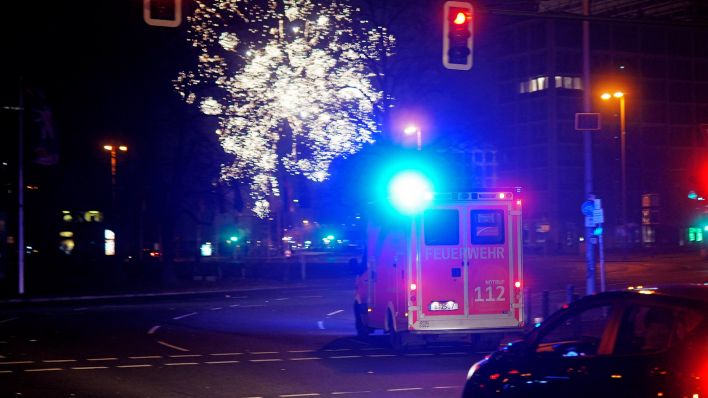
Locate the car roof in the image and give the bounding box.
[583,283,708,306]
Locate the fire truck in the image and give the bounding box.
[354,187,525,348]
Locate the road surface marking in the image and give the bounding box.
[329,355,361,359]
[232,296,248,299]
[317,321,325,329]
[326,310,344,316]
[432,386,460,389]
[129,355,162,359]
[157,340,190,352]
[0,317,18,324]
[241,305,266,308]
[25,368,62,372]
[405,353,433,357]
[205,360,241,364]
[72,366,108,370]
[117,364,153,368]
[170,354,202,358]
[366,354,395,358]
[229,304,240,308]
[0,370,12,374]
[210,307,223,311]
[43,359,77,363]
[324,349,351,352]
[440,352,466,355]
[148,325,161,335]
[210,352,243,356]
[289,357,320,361]
[288,350,315,353]
[87,357,118,361]
[280,394,321,397]
[165,362,198,366]
[331,391,371,395]
[386,388,423,392]
[299,295,323,298]
[250,359,283,362]
[0,361,34,365]
[250,351,278,355]
[275,298,289,301]
[173,312,198,320]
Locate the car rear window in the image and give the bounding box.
[423,209,459,245]
[470,210,505,244]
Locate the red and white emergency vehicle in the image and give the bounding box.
[354,188,524,346]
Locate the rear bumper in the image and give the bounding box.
[409,326,524,335]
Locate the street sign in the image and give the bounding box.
[593,208,604,224]
[581,200,594,216]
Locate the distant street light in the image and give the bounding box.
[601,91,627,250]
[103,144,128,210]
[404,124,422,151]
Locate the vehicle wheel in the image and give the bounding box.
[354,301,369,337]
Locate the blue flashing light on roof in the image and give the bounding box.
[388,171,433,214]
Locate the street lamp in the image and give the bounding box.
[103,144,128,207]
[601,91,627,250]
[404,124,422,151]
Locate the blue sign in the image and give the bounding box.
[581,200,594,217]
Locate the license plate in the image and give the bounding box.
[429,300,459,311]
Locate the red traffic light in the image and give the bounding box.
[453,11,467,25]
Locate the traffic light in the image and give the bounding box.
[442,1,473,70]
[143,0,182,28]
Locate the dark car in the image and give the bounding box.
[462,284,708,398]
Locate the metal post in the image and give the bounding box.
[18,78,25,295]
[598,223,606,292]
[582,0,596,295]
[619,96,627,257]
[416,128,422,152]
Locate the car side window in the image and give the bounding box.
[614,304,704,355]
[535,304,613,357]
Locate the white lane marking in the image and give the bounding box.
[0,317,18,324]
[324,349,351,352]
[170,354,202,358]
[275,298,289,301]
[117,364,153,368]
[43,359,77,363]
[205,360,240,364]
[326,310,344,316]
[0,361,34,365]
[432,386,460,390]
[280,394,321,397]
[240,305,266,308]
[232,296,248,299]
[0,370,12,374]
[157,340,190,352]
[229,304,240,308]
[331,391,371,395]
[250,359,283,362]
[366,354,396,358]
[87,357,118,361]
[386,388,423,392]
[129,355,162,359]
[210,307,223,311]
[72,366,108,370]
[317,321,325,329]
[148,325,161,335]
[329,355,361,359]
[287,350,315,353]
[25,368,62,372]
[288,357,320,361]
[172,312,198,320]
[250,351,278,355]
[165,362,198,366]
[210,352,243,356]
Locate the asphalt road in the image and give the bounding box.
[0,280,482,398]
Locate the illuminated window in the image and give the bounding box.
[104,229,116,256]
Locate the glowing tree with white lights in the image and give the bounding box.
[175,0,394,217]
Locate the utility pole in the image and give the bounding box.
[18,78,25,295]
[582,0,596,295]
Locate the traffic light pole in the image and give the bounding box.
[582,0,596,295]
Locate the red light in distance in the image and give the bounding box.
[453,11,467,25]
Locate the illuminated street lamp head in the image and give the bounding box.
[388,171,433,214]
[103,145,113,151]
[613,91,624,98]
[118,145,128,152]
[600,93,612,101]
[404,125,418,135]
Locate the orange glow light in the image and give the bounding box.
[118,145,128,152]
[103,145,113,151]
[613,91,624,98]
